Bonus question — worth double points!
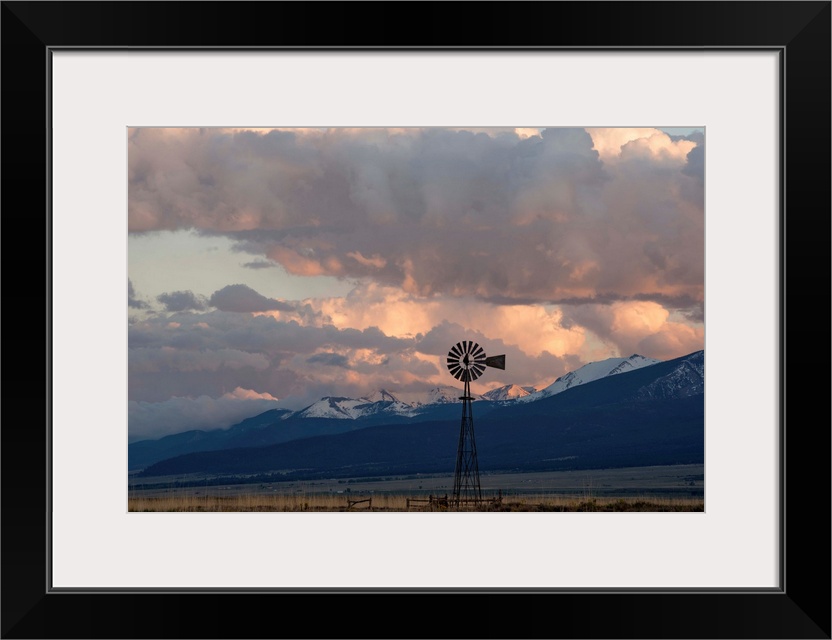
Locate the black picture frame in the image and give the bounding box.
[2,2,829,638]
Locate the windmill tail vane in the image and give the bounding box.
[484,354,505,370]
[445,341,505,508]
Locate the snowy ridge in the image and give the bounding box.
[293,397,370,420]
[518,354,661,403]
[292,389,419,420]
[635,351,704,400]
[361,389,401,404]
[481,384,535,402]
[290,354,666,420]
[420,385,482,405]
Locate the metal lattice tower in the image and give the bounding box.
[446,341,505,508]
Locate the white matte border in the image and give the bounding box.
[50,51,779,589]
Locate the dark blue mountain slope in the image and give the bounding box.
[138,352,703,480]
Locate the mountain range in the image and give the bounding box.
[131,351,703,477]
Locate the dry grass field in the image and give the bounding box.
[129,463,704,512]
[129,464,704,512]
[128,492,703,512]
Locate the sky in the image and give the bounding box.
[128,126,705,442]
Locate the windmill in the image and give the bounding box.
[446,341,505,508]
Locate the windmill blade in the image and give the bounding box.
[485,354,506,370]
[447,341,503,384]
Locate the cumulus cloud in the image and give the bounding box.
[560,300,704,362]
[305,282,587,361]
[413,320,575,392]
[126,298,579,423]
[128,127,704,312]
[128,128,705,437]
[130,346,270,375]
[128,279,150,309]
[306,352,351,368]
[128,278,702,419]
[209,284,295,312]
[157,290,208,312]
[242,258,278,269]
[128,309,418,405]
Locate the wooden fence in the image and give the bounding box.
[345,497,373,511]
[407,492,503,511]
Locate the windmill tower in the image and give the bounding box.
[446,341,505,508]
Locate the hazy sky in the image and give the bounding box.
[128,127,704,441]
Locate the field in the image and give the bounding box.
[128,493,702,512]
[129,463,704,512]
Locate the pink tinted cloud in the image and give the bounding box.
[561,300,704,361]
[129,127,704,311]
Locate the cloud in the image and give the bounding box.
[157,290,208,312]
[128,389,280,442]
[127,288,704,438]
[131,279,703,404]
[560,300,704,361]
[128,279,150,309]
[209,284,295,312]
[587,128,696,164]
[128,309,417,405]
[305,282,588,361]
[242,258,278,269]
[127,128,706,435]
[126,299,576,420]
[346,251,387,269]
[130,346,271,374]
[680,136,705,208]
[414,320,574,391]
[128,127,704,311]
[306,352,351,368]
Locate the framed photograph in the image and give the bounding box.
[124,122,708,518]
[3,2,829,638]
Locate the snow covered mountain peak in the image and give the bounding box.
[481,384,535,402]
[290,353,664,419]
[360,388,401,404]
[421,385,482,405]
[293,389,418,420]
[636,350,703,400]
[293,397,369,420]
[608,354,658,375]
[519,354,661,402]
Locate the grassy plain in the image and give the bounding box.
[129,464,704,512]
[129,492,703,512]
